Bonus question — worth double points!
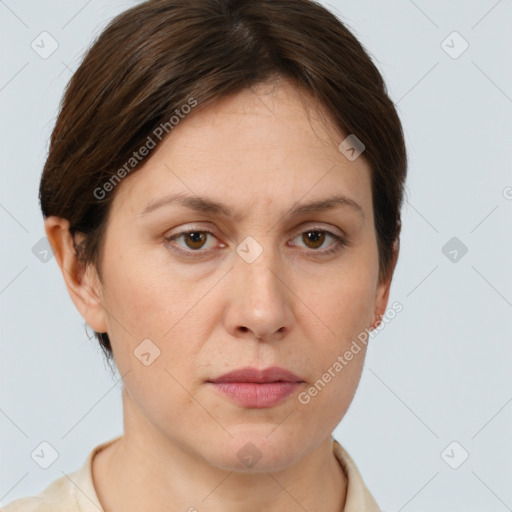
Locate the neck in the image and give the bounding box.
[92,390,347,512]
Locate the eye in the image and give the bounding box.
[290,229,346,255]
[165,230,220,253]
[164,226,347,257]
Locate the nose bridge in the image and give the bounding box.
[236,234,282,300]
[228,233,291,338]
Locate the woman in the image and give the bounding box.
[4,0,406,510]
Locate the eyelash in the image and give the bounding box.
[164,227,347,257]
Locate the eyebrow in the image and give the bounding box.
[139,192,364,221]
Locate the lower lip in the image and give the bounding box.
[208,382,303,408]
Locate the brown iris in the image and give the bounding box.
[183,232,208,250]
[302,230,325,249]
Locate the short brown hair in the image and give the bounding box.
[40,0,407,361]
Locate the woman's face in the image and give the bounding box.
[82,80,393,471]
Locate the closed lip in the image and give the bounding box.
[207,366,304,384]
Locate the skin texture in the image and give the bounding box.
[45,78,397,512]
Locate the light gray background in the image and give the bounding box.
[1,1,511,510]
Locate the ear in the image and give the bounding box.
[371,238,400,330]
[44,216,108,334]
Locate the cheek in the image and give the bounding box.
[99,249,212,391]
[294,338,367,444]
[99,255,205,431]
[100,245,205,342]
[294,259,376,415]
[304,264,376,345]
[119,363,205,448]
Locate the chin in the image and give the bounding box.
[204,428,304,473]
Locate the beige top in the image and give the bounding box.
[2,436,381,511]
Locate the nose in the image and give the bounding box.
[223,240,294,342]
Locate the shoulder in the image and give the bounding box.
[1,472,79,511]
[2,436,122,512]
[332,437,382,512]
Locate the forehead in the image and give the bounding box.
[109,80,372,220]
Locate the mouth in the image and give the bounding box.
[207,366,304,384]
[206,366,304,408]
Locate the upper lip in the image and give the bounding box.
[208,366,304,383]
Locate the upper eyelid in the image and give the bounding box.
[166,221,345,238]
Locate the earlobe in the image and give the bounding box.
[44,216,108,334]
